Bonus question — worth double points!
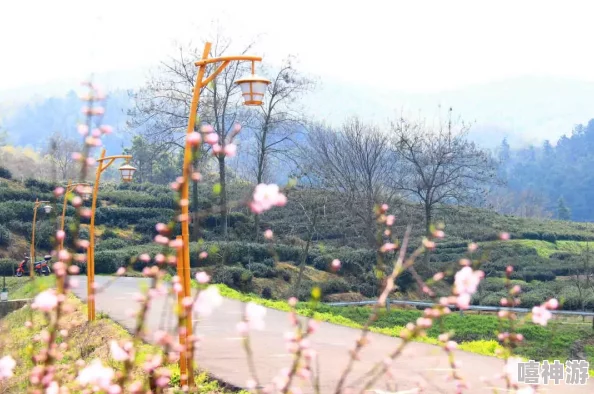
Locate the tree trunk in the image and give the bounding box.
[421,202,432,274]
[294,217,316,298]
[218,156,228,240]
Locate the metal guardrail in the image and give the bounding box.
[325,299,594,317]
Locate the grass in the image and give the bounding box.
[0,276,246,393]
[9,275,55,299]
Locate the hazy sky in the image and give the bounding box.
[2,0,594,93]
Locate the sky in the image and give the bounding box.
[3,0,594,92]
[2,0,594,147]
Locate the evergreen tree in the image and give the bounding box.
[557,196,571,221]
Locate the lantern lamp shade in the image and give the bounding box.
[235,74,271,106]
[118,164,136,183]
[43,205,52,214]
[82,186,92,201]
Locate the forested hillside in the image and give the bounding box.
[496,118,594,222]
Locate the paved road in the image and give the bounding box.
[72,276,594,393]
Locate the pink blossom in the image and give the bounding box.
[0,356,16,380]
[456,293,471,310]
[416,317,432,328]
[169,238,183,250]
[58,249,71,262]
[199,251,208,259]
[187,132,201,146]
[76,359,114,389]
[109,341,129,361]
[531,305,552,326]
[154,235,169,245]
[155,254,165,264]
[32,290,58,312]
[546,298,559,310]
[380,243,396,253]
[224,143,237,157]
[245,302,266,331]
[139,254,151,263]
[331,259,341,270]
[72,196,82,207]
[264,229,274,240]
[56,230,65,241]
[205,132,219,145]
[116,267,126,276]
[155,223,167,233]
[195,272,210,284]
[433,230,445,238]
[288,297,298,307]
[212,143,223,154]
[499,232,510,241]
[53,187,65,197]
[100,125,113,134]
[454,266,484,296]
[201,124,214,133]
[380,204,389,212]
[433,272,444,281]
[77,124,89,136]
[386,215,395,226]
[194,286,223,317]
[468,242,478,252]
[192,172,202,181]
[445,341,457,351]
[249,184,287,214]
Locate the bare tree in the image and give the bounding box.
[285,186,328,298]
[44,131,82,181]
[390,108,498,239]
[300,117,397,247]
[128,31,256,241]
[573,242,594,316]
[248,56,314,240]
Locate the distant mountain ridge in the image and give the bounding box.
[2,70,594,151]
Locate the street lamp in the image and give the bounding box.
[59,181,91,250]
[235,73,271,106]
[86,148,134,322]
[30,199,52,278]
[176,41,269,387]
[118,163,137,183]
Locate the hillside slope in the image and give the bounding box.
[1,175,594,308]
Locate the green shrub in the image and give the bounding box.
[0,224,10,247]
[211,266,253,292]
[321,278,351,295]
[24,178,56,192]
[96,238,130,251]
[249,263,276,278]
[0,258,17,275]
[0,167,12,179]
[261,287,273,299]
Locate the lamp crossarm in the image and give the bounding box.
[201,60,231,88]
[34,200,51,207]
[96,155,132,173]
[194,55,262,67]
[64,182,90,192]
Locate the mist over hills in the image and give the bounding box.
[2,69,593,152]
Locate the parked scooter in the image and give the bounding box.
[15,255,52,277]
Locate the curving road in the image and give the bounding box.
[71,276,594,393]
